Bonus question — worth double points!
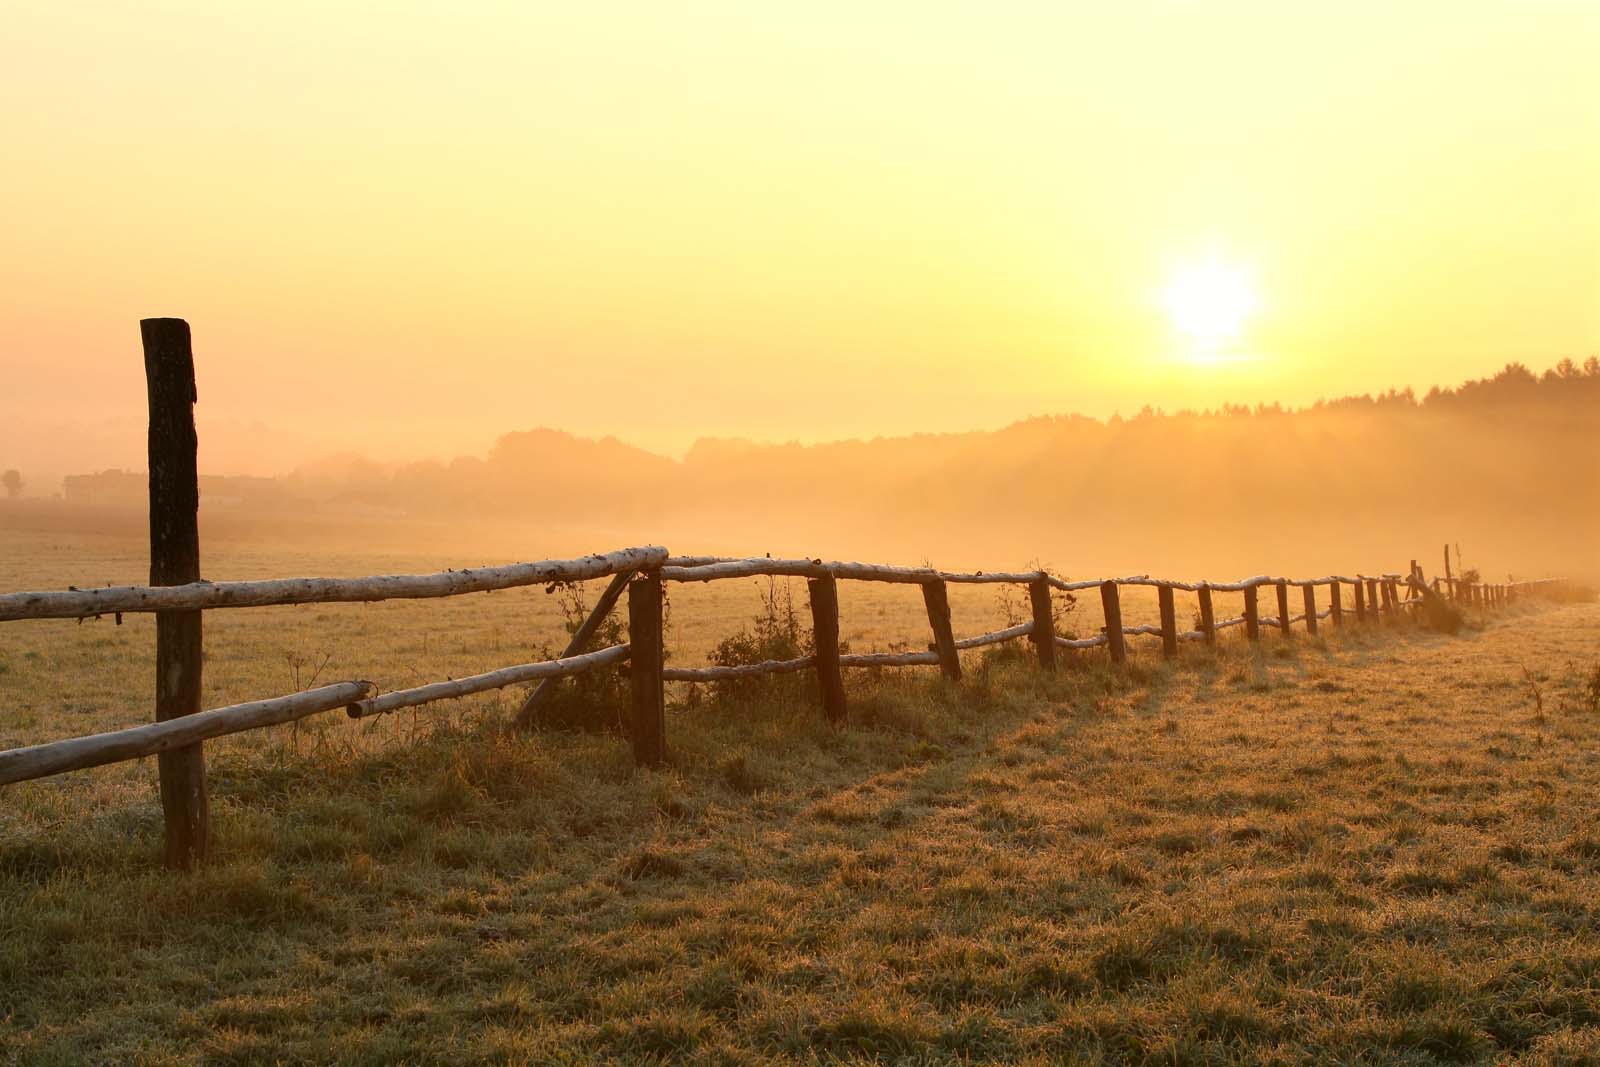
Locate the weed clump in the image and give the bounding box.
[525,580,633,734]
[701,577,819,705]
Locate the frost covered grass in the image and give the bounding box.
[4,531,1599,1063]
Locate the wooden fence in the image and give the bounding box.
[0,318,1573,868]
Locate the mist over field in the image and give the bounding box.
[7,360,1596,585]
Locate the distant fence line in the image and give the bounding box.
[0,317,1573,872]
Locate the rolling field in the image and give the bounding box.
[4,529,1600,1064]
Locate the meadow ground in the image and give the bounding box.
[3,530,1600,1064]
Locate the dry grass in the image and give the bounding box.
[3,530,1600,1064]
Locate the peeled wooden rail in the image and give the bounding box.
[0,682,373,787]
[663,655,815,682]
[0,546,668,622]
[346,645,632,719]
[955,621,1034,650]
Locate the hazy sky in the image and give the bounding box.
[3,1,1597,485]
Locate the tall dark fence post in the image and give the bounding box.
[1243,584,1260,641]
[1329,581,1343,627]
[921,579,961,682]
[1302,583,1318,636]
[1100,581,1126,663]
[1197,583,1216,645]
[1275,581,1291,635]
[1443,544,1454,600]
[627,573,666,767]
[143,318,209,870]
[1353,579,1367,622]
[1157,585,1178,658]
[1366,579,1380,622]
[1028,576,1056,672]
[809,576,847,723]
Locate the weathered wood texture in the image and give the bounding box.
[921,579,962,681]
[627,575,666,767]
[1197,584,1216,645]
[663,656,813,682]
[1158,585,1178,658]
[1329,581,1343,625]
[143,318,209,870]
[808,576,847,723]
[0,547,669,622]
[348,646,630,719]
[1275,581,1291,634]
[1243,585,1260,641]
[1100,581,1127,663]
[1303,583,1318,635]
[514,569,635,728]
[839,650,941,667]
[1028,576,1056,671]
[0,681,373,787]
[954,622,1033,650]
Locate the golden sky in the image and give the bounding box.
[3,1,1597,482]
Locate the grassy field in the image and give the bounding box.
[4,530,1600,1064]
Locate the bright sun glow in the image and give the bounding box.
[1162,256,1259,355]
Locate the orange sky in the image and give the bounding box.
[2,1,1597,486]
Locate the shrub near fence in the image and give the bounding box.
[0,317,1574,869]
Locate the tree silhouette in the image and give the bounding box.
[1,469,21,498]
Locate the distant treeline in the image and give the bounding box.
[38,360,1600,579]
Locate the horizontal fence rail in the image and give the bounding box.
[0,547,668,622]
[346,645,632,719]
[0,682,373,787]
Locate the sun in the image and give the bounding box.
[1162,256,1259,355]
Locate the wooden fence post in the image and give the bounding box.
[1302,583,1318,636]
[1366,578,1380,622]
[921,579,961,682]
[627,573,666,767]
[1353,579,1366,622]
[1243,584,1260,641]
[143,318,209,870]
[1197,583,1216,646]
[1443,544,1454,600]
[1157,584,1178,658]
[1329,581,1343,627]
[1028,576,1056,672]
[1275,581,1291,635]
[1100,581,1127,663]
[809,576,847,723]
